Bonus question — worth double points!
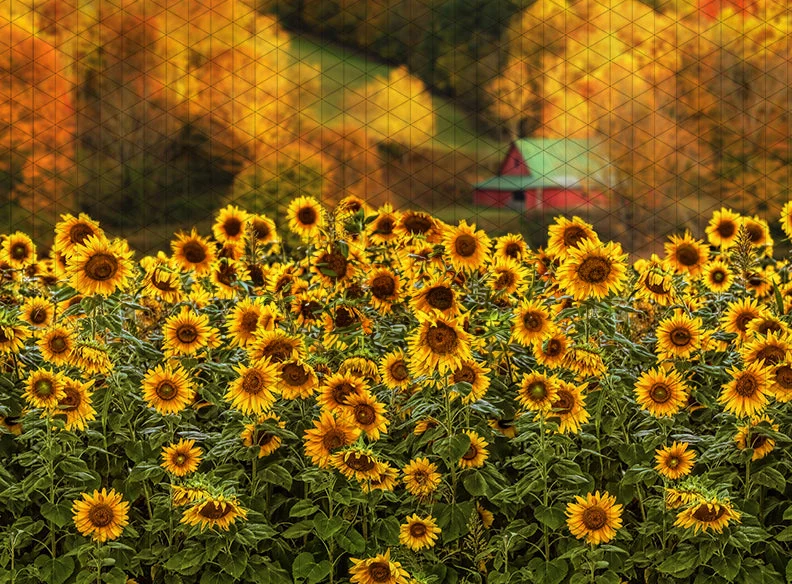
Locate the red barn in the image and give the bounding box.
[472,138,612,211]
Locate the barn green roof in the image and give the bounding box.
[474,138,612,190]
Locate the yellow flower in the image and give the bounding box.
[277,359,318,399]
[402,457,442,498]
[340,391,389,440]
[24,368,65,410]
[673,499,740,534]
[2,232,37,268]
[304,411,362,468]
[734,415,778,461]
[66,235,135,297]
[664,231,709,277]
[442,220,491,273]
[380,350,411,390]
[170,228,216,275]
[634,366,689,418]
[241,413,285,457]
[546,215,600,260]
[399,514,441,551]
[511,300,554,347]
[706,207,741,248]
[331,447,385,482]
[718,361,771,418]
[55,376,96,431]
[73,488,130,542]
[141,363,195,415]
[407,314,472,377]
[654,442,696,480]
[20,296,54,329]
[566,490,623,545]
[212,204,248,245]
[162,306,216,356]
[701,259,733,293]
[518,371,558,412]
[38,325,75,366]
[448,359,491,404]
[458,430,489,469]
[225,358,280,415]
[161,439,203,476]
[548,380,590,434]
[555,239,628,301]
[655,311,704,360]
[53,213,105,257]
[180,496,247,532]
[349,549,410,584]
[287,196,326,241]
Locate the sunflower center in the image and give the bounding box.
[667,456,680,468]
[404,214,433,234]
[581,506,608,530]
[649,383,671,404]
[242,370,265,395]
[176,325,198,344]
[223,218,242,237]
[495,271,515,289]
[59,386,81,411]
[529,382,547,401]
[346,452,376,472]
[578,257,611,284]
[756,319,782,335]
[670,327,692,347]
[775,365,792,389]
[454,234,478,258]
[645,279,670,295]
[413,470,428,484]
[215,264,236,287]
[322,430,344,450]
[199,502,232,520]
[462,444,479,461]
[563,226,588,248]
[545,339,563,357]
[426,286,453,310]
[746,224,763,243]
[505,243,521,258]
[182,241,207,264]
[88,504,114,528]
[256,430,275,446]
[426,322,459,354]
[251,219,270,240]
[735,374,758,397]
[282,363,309,386]
[156,381,177,400]
[11,244,28,259]
[453,365,476,384]
[49,336,67,353]
[757,346,785,365]
[319,252,348,279]
[300,301,322,320]
[368,562,392,583]
[85,253,119,281]
[691,504,727,523]
[247,264,265,287]
[522,311,543,331]
[711,269,726,283]
[409,522,428,538]
[260,340,292,363]
[735,312,756,333]
[553,389,574,414]
[371,275,396,299]
[335,307,356,328]
[34,379,54,397]
[375,216,395,235]
[354,404,376,425]
[751,434,768,449]
[240,312,259,333]
[29,307,47,324]
[390,361,409,381]
[332,382,355,406]
[69,223,94,245]
[747,274,763,287]
[152,273,177,292]
[716,220,736,238]
[175,453,187,465]
[675,244,700,266]
[297,206,318,226]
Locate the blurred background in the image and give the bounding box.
[2,0,791,257]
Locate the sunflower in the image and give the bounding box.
[367,204,401,245]
[654,442,696,480]
[655,310,704,360]
[171,485,210,507]
[555,239,628,301]
[769,361,792,402]
[781,201,792,239]
[546,215,600,260]
[448,359,491,404]
[548,380,590,434]
[442,220,491,273]
[720,297,765,340]
[413,417,441,436]
[402,457,442,498]
[277,359,318,399]
[318,372,368,412]
[161,439,203,476]
[564,346,607,380]
[20,296,54,329]
[290,290,325,328]
[73,488,130,542]
[380,350,411,390]
[287,196,326,241]
[665,486,705,509]
[340,391,389,440]
[162,306,216,356]
[565,491,623,545]
[367,267,403,314]
[69,342,114,376]
[349,549,411,584]
[490,416,518,438]
[706,207,741,248]
[673,498,741,534]
[734,415,778,461]
[141,263,184,304]
[718,361,771,418]
[180,496,247,532]
[396,210,442,242]
[747,314,788,338]
[488,258,530,296]
[331,447,385,482]
[226,358,280,415]
[410,275,461,318]
[518,371,558,412]
[361,462,399,493]
[53,213,105,257]
[241,413,285,457]
[55,376,96,431]
[0,322,30,354]
[477,503,495,528]
[303,410,362,468]
[311,244,359,288]
[458,430,489,469]
[170,229,216,275]
[2,232,36,268]
[141,362,195,415]
[739,331,791,368]
[225,298,265,348]
[66,235,135,297]
[399,514,441,551]
[533,331,570,369]
[210,258,250,299]
[742,215,772,250]
[492,233,527,263]
[247,213,278,247]
[664,231,709,277]
[407,315,472,377]
[24,368,65,410]
[322,305,373,349]
[634,366,689,417]
[211,204,248,245]
[701,259,733,293]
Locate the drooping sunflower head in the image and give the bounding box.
[546,215,600,260]
[331,447,385,482]
[442,220,492,273]
[2,232,37,269]
[367,203,401,245]
[247,213,278,246]
[318,371,368,412]
[170,229,216,275]
[380,350,411,390]
[654,441,696,480]
[396,210,441,242]
[72,488,130,543]
[734,415,778,461]
[53,213,105,257]
[673,498,741,534]
[555,239,628,301]
[664,485,705,510]
[277,359,318,399]
[241,413,285,457]
[339,357,381,386]
[287,195,326,241]
[548,380,590,434]
[161,438,203,477]
[180,495,247,532]
[448,359,492,404]
[634,366,689,418]
[565,490,623,546]
[664,231,709,277]
[706,207,741,248]
[718,361,771,418]
[399,514,441,551]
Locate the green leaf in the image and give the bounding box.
[292,553,315,581]
[35,555,74,584]
[436,434,471,462]
[785,558,792,584]
[102,567,128,584]
[220,553,248,579]
[282,520,314,539]
[533,559,568,584]
[314,516,344,540]
[435,501,474,543]
[462,472,488,497]
[712,554,741,581]
[163,547,205,573]
[776,526,792,541]
[534,505,566,530]
[657,548,699,576]
[372,516,400,545]
[261,465,292,490]
[289,500,319,518]
[754,467,787,492]
[336,527,366,554]
[41,501,75,528]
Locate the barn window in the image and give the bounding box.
[512,190,524,202]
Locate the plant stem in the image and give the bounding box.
[539,415,550,561]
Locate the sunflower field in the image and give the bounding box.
[2,199,792,584]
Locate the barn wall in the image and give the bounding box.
[498,146,529,176]
[524,189,608,209]
[473,189,511,207]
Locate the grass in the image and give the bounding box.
[288,35,504,159]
